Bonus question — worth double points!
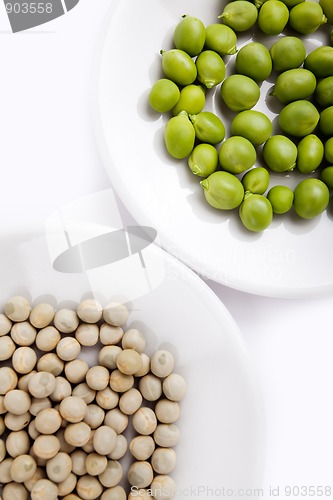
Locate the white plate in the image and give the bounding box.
[0,226,264,496]
[94,0,333,298]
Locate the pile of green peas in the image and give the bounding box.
[148,1,333,232]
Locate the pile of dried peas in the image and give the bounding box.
[0,296,186,500]
[148,0,333,232]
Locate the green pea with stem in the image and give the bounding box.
[172,85,205,116]
[218,1,258,32]
[263,135,297,172]
[205,24,237,56]
[241,167,270,195]
[173,15,206,57]
[195,50,226,89]
[289,2,327,35]
[161,49,197,86]
[188,144,219,177]
[201,171,245,210]
[190,112,226,145]
[239,193,273,232]
[164,112,195,159]
[320,0,333,23]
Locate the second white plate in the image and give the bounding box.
[0,219,264,496]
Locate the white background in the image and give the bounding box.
[0,1,333,497]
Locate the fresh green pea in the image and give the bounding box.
[272,69,316,104]
[188,144,219,177]
[173,15,206,57]
[269,36,306,72]
[304,46,333,78]
[254,0,269,7]
[315,77,333,108]
[321,165,333,192]
[241,167,270,194]
[304,46,333,80]
[293,178,330,219]
[161,49,197,86]
[320,166,333,189]
[296,135,324,174]
[200,171,245,210]
[172,85,205,116]
[263,135,297,172]
[164,113,195,159]
[220,74,260,112]
[195,50,226,89]
[218,1,258,32]
[319,0,333,24]
[219,136,256,174]
[205,24,237,56]
[279,100,320,137]
[267,185,294,214]
[258,0,289,35]
[239,193,273,232]
[319,106,333,136]
[236,42,272,82]
[325,137,333,162]
[289,2,327,34]
[148,79,180,113]
[190,112,225,144]
[231,110,272,146]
